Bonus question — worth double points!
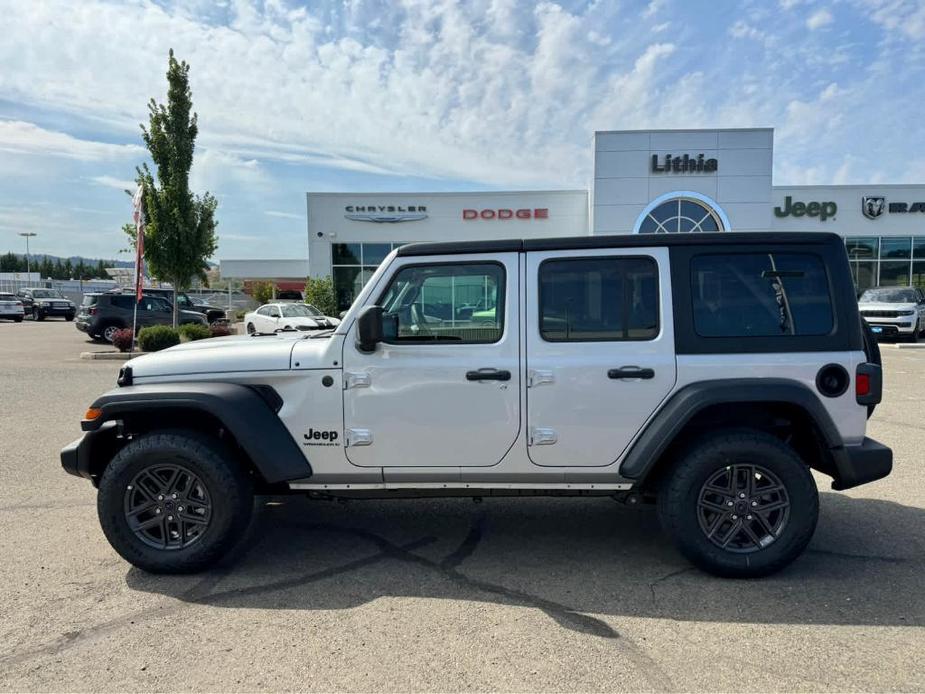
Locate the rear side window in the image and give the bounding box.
[81,295,98,307]
[691,253,833,337]
[110,295,135,310]
[539,257,659,341]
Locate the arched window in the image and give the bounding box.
[637,197,725,233]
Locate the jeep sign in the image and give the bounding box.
[774,196,837,221]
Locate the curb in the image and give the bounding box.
[80,351,133,361]
[892,342,925,349]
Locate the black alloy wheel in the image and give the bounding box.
[696,464,789,553]
[124,463,212,550]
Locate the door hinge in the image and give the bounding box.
[529,427,558,446]
[345,428,373,447]
[527,369,555,388]
[344,371,371,389]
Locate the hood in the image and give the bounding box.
[128,333,303,379]
[858,301,917,311]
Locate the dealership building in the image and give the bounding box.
[221,128,925,311]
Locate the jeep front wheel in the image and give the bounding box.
[97,431,253,573]
[657,429,818,578]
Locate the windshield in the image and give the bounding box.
[281,303,322,318]
[860,288,918,303]
[32,289,63,298]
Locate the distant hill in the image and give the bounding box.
[3,252,133,268]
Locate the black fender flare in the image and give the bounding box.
[80,382,311,484]
[619,378,845,482]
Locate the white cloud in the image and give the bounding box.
[0,120,143,161]
[860,0,925,40]
[90,175,136,191]
[806,8,834,30]
[265,210,303,220]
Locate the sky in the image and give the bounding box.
[1,0,923,262]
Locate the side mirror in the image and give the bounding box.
[356,305,384,352]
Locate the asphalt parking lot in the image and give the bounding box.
[1,320,923,692]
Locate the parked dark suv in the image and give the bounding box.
[142,289,227,325]
[16,288,76,321]
[76,293,208,342]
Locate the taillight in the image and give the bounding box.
[856,373,870,397]
[88,306,97,315]
[855,363,881,407]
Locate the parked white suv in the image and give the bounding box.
[857,286,925,341]
[63,232,891,578]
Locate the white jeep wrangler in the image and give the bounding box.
[62,232,892,578]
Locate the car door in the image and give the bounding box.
[525,247,677,466]
[264,305,282,331]
[341,254,520,467]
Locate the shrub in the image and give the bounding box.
[111,328,134,353]
[252,281,274,305]
[210,323,234,337]
[304,275,336,316]
[179,322,211,341]
[138,325,181,352]
[234,309,247,321]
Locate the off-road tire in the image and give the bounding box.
[97,431,253,574]
[657,429,818,578]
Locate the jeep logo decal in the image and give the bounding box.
[303,428,340,446]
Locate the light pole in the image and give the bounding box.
[18,232,37,276]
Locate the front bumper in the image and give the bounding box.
[35,305,75,316]
[863,319,917,336]
[60,421,117,484]
[830,437,893,490]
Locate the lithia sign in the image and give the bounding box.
[651,153,718,173]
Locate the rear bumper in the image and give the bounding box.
[831,437,893,490]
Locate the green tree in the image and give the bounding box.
[126,49,218,326]
[252,281,274,306]
[304,275,336,316]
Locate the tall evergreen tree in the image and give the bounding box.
[126,49,218,326]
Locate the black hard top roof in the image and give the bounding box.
[396,231,844,257]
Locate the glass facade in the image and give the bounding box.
[845,236,925,293]
[331,242,404,312]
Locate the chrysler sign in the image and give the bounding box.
[344,205,427,223]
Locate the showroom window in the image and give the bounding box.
[331,242,404,312]
[844,236,925,292]
[638,198,724,233]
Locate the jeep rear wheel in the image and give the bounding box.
[657,429,818,578]
[97,431,253,573]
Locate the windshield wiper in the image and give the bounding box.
[307,329,337,339]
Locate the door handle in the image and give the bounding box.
[608,366,655,380]
[466,369,511,382]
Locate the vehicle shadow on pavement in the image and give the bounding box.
[126,492,924,637]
